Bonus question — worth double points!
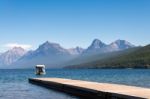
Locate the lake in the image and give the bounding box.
[0,69,150,99]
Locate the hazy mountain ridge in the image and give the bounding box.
[11,41,75,68]
[65,45,150,69]
[0,39,135,68]
[83,39,135,54]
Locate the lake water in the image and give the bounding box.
[0,69,150,99]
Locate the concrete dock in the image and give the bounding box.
[29,78,150,99]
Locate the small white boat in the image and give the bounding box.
[35,65,46,75]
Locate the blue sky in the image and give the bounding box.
[0,0,150,52]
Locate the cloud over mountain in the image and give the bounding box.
[4,43,32,50]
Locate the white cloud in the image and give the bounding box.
[4,43,32,50]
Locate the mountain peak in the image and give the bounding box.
[114,39,134,46]
[115,39,127,43]
[41,41,51,46]
[93,38,101,42]
[0,47,27,65]
[36,41,69,56]
[39,41,61,50]
[90,39,106,49]
[92,39,102,44]
[11,47,25,51]
[110,39,135,50]
[83,39,107,54]
[44,41,50,44]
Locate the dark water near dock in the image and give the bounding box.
[0,69,150,99]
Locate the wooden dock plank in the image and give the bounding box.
[29,78,150,99]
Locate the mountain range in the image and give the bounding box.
[83,39,135,54]
[66,44,150,69]
[0,39,135,68]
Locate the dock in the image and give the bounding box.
[29,78,150,99]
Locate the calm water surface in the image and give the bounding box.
[0,69,150,99]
